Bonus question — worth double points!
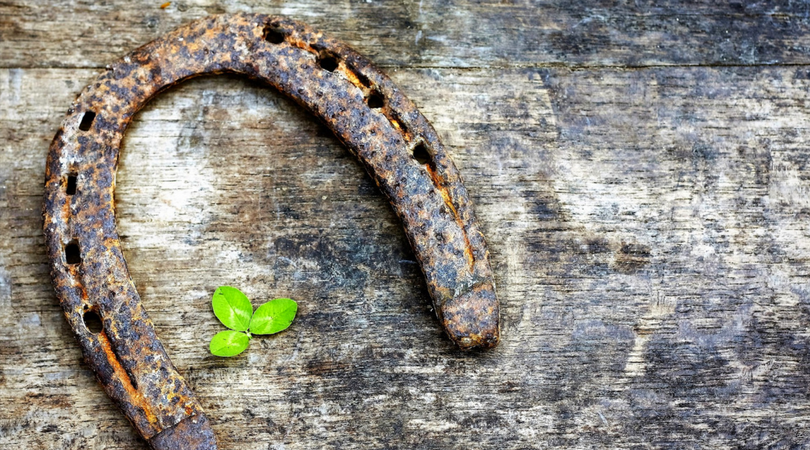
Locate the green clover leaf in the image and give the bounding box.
[209,330,250,357]
[212,286,253,332]
[250,298,298,335]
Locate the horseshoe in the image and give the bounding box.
[43,14,499,449]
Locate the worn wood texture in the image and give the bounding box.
[3,1,810,449]
[6,1,810,69]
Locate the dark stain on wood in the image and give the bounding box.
[615,242,651,274]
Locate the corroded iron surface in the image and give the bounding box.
[43,14,499,448]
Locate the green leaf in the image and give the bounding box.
[250,298,298,335]
[209,330,250,357]
[212,286,253,331]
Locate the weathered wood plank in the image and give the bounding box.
[4,1,810,69]
[3,61,810,448]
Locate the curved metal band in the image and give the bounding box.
[43,14,499,449]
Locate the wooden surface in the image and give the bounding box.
[3,1,810,449]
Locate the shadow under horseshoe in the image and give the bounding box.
[43,14,499,450]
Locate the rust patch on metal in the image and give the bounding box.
[43,14,499,448]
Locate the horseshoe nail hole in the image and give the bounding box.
[367,90,384,109]
[263,25,286,44]
[412,143,432,165]
[387,110,409,135]
[317,53,340,72]
[128,373,138,390]
[83,309,103,334]
[392,119,409,135]
[354,69,371,88]
[66,173,77,195]
[65,240,82,265]
[78,111,96,132]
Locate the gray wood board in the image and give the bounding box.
[4,1,810,69]
[3,3,810,449]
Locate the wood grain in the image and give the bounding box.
[4,1,810,69]
[3,2,810,449]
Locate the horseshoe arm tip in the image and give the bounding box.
[148,414,217,450]
[442,282,500,350]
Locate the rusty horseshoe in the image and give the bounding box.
[43,14,499,449]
